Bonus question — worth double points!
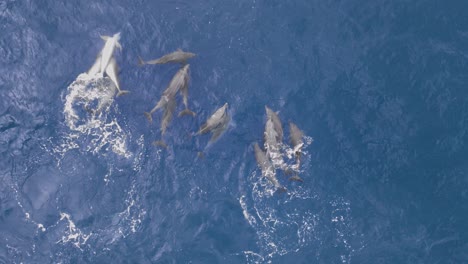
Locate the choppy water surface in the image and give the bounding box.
[1,0,468,263]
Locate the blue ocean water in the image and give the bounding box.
[1,0,468,263]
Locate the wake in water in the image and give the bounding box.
[57,72,130,158]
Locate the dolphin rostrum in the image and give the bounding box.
[144,64,190,122]
[197,103,230,143]
[99,32,122,76]
[138,49,195,65]
[254,142,286,193]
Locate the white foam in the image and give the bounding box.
[57,72,131,158]
[57,212,92,249]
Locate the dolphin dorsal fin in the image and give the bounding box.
[100,35,110,41]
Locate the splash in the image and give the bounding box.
[58,73,130,158]
[240,133,360,263]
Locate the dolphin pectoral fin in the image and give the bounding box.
[116,90,130,97]
[152,140,168,149]
[289,175,303,183]
[100,35,110,41]
[137,56,146,66]
[198,123,209,135]
[178,109,196,117]
[116,41,122,51]
[144,112,153,123]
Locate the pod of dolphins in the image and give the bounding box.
[84,33,309,193]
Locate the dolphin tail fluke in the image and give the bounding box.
[116,90,130,97]
[178,109,196,117]
[153,140,168,149]
[137,56,146,66]
[144,112,153,123]
[289,175,304,183]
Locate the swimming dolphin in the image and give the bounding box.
[106,57,130,97]
[138,49,195,65]
[254,142,286,193]
[197,103,230,143]
[288,121,305,182]
[151,97,176,148]
[99,32,122,76]
[289,121,304,163]
[178,66,196,117]
[144,64,190,122]
[264,106,286,170]
[160,96,176,136]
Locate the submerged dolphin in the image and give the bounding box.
[289,121,304,163]
[178,68,196,117]
[197,103,230,143]
[144,64,190,122]
[288,121,305,182]
[138,49,195,65]
[254,142,286,193]
[99,32,122,76]
[151,97,176,148]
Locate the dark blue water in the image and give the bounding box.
[1,0,468,263]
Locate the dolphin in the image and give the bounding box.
[99,32,122,76]
[144,64,190,122]
[254,142,286,193]
[106,57,130,97]
[138,49,195,65]
[150,98,176,148]
[264,106,287,171]
[289,121,304,163]
[160,96,176,136]
[288,121,305,182]
[178,66,196,117]
[197,103,230,143]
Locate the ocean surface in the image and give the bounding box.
[1,0,468,263]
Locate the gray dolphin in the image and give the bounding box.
[144,64,190,122]
[254,142,286,193]
[138,49,196,65]
[197,103,230,143]
[288,121,305,182]
[289,121,304,163]
[264,106,287,171]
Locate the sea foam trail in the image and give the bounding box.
[59,73,130,158]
